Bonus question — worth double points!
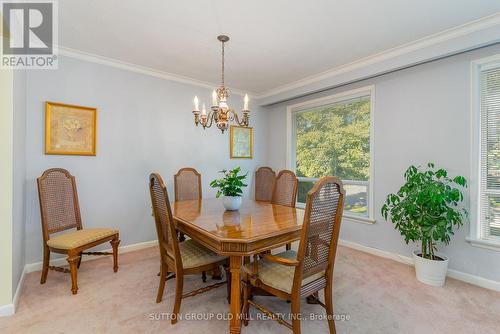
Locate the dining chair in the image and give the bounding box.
[37,168,120,295]
[242,176,345,334]
[149,173,229,324]
[272,169,298,250]
[173,167,221,280]
[174,167,202,243]
[174,167,202,201]
[255,167,276,202]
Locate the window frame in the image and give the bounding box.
[469,55,500,250]
[286,85,375,224]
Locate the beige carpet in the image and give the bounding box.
[1,245,499,334]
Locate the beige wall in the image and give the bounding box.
[0,70,14,307]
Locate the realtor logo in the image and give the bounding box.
[1,0,58,69]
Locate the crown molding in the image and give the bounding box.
[254,12,500,102]
[58,46,256,97]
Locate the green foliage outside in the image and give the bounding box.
[210,167,248,198]
[381,163,468,260]
[295,97,370,214]
[295,97,370,180]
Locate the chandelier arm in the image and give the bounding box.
[204,111,215,128]
[228,110,246,126]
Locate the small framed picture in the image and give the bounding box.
[230,126,253,159]
[45,102,97,156]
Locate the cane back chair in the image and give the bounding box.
[174,167,202,243]
[271,170,298,208]
[174,167,202,201]
[255,167,276,202]
[149,173,229,324]
[173,167,221,280]
[37,168,120,295]
[242,176,345,334]
[272,169,298,250]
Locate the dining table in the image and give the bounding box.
[173,198,304,334]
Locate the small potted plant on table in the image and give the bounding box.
[381,163,468,286]
[210,167,248,211]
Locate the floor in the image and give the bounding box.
[1,245,499,334]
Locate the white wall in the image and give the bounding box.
[12,71,26,294]
[0,70,14,309]
[265,43,500,282]
[24,56,268,264]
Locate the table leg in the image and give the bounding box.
[229,255,242,334]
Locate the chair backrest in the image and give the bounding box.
[37,168,83,241]
[296,177,345,282]
[271,170,298,207]
[174,167,202,201]
[255,167,275,201]
[149,173,181,266]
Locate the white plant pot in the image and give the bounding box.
[412,250,449,287]
[223,196,242,211]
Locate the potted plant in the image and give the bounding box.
[210,167,248,211]
[381,163,468,286]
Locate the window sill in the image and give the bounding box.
[343,215,376,225]
[465,237,500,251]
[295,205,375,224]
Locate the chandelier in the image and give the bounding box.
[192,35,250,133]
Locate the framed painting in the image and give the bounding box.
[230,126,253,159]
[45,102,97,156]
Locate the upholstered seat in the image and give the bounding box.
[167,239,227,269]
[37,168,120,295]
[47,228,119,250]
[243,250,324,294]
[242,177,345,334]
[149,173,228,324]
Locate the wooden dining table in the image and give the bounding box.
[173,198,304,334]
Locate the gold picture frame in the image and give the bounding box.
[230,126,253,159]
[45,101,97,156]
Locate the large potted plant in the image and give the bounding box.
[381,163,468,286]
[210,167,248,211]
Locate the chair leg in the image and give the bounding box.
[201,271,207,282]
[77,252,83,268]
[178,232,186,242]
[40,246,50,284]
[110,237,120,272]
[172,273,184,325]
[224,265,231,303]
[67,254,80,295]
[286,243,292,251]
[156,262,168,303]
[291,297,301,334]
[242,274,250,326]
[324,285,336,334]
[212,266,222,280]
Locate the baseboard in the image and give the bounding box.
[338,239,500,292]
[25,239,157,273]
[0,303,15,317]
[12,265,27,312]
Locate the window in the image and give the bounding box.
[471,56,500,247]
[287,86,374,223]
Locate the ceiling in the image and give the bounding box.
[59,0,500,95]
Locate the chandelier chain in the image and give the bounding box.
[221,40,225,88]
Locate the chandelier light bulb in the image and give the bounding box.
[244,94,249,110]
[212,90,218,106]
[193,96,199,111]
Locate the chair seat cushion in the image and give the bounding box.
[242,250,324,294]
[171,239,227,269]
[46,228,118,250]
